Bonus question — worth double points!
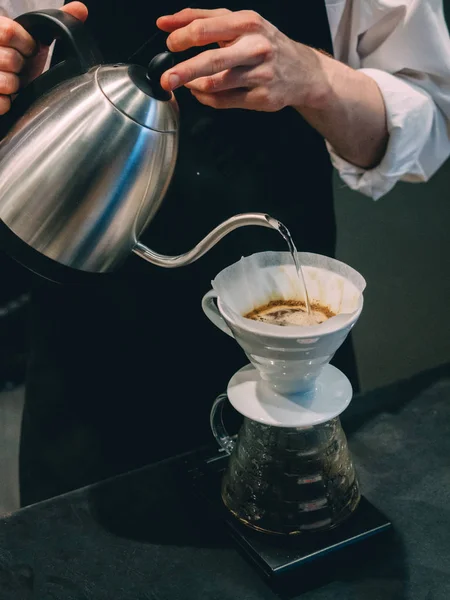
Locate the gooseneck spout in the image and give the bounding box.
[132,213,281,268]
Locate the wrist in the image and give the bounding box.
[290,46,334,112]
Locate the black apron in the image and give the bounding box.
[20,0,359,505]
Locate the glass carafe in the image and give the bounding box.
[211,394,360,535]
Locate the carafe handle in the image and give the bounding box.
[210,394,236,455]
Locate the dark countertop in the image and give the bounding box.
[1,368,450,600]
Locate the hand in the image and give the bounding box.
[156,8,328,112]
[0,2,88,115]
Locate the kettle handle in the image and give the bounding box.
[0,10,103,139]
[15,9,102,73]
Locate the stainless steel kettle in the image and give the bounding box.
[0,9,277,283]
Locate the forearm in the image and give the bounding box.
[293,49,388,170]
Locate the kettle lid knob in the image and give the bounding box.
[146,52,175,101]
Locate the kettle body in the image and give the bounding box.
[0,9,277,283]
[0,63,178,273]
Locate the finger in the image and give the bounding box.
[186,63,275,93]
[0,17,36,57]
[0,71,19,95]
[190,87,253,110]
[0,47,25,73]
[161,38,268,91]
[0,94,11,115]
[157,8,230,33]
[20,44,49,85]
[190,86,275,111]
[61,2,88,22]
[166,11,265,52]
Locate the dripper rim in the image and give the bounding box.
[212,251,366,339]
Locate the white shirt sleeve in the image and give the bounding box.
[326,0,450,200]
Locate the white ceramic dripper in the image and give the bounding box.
[202,251,366,398]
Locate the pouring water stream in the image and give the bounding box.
[268,218,312,315]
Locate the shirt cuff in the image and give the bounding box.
[326,68,434,200]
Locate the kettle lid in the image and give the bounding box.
[97,52,179,132]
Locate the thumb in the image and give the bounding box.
[61,2,88,22]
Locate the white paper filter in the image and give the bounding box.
[212,252,366,336]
